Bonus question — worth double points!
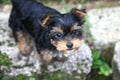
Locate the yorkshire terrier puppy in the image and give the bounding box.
[9,0,86,63]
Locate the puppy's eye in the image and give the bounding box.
[55,33,63,38]
[50,32,63,40]
[71,30,82,36]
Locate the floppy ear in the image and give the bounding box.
[37,14,51,28]
[72,8,87,25]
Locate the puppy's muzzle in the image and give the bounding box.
[66,42,73,50]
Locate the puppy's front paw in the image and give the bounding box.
[17,32,33,56]
[19,44,33,56]
[40,50,53,64]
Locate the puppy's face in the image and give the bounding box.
[49,23,83,52]
[39,8,86,52]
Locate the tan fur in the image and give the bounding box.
[73,9,86,22]
[17,32,33,56]
[51,40,68,52]
[40,50,53,64]
[71,39,82,51]
[71,23,81,31]
[37,14,51,28]
[73,9,87,17]
[51,39,82,52]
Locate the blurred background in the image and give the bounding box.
[0,0,120,80]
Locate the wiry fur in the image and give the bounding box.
[9,0,86,59]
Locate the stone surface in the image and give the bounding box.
[48,41,92,77]
[0,11,92,79]
[112,42,120,80]
[88,7,120,49]
[88,7,120,63]
[0,12,42,76]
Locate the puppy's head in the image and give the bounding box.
[38,8,87,52]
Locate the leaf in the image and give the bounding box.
[99,63,112,76]
[93,50,100,60]
[93,60,102,66]
[92,49,112,77]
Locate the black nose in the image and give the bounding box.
[66,43,73,49]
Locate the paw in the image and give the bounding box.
[19,44,33,56]
[17,32,33,56]
[40,50,53,64]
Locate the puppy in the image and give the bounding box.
[9,0,86,62]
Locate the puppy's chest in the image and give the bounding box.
[40,48,82,63]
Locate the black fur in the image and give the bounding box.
[9,0,86,54]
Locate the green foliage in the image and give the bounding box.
[92,50,112,76]
[0,0,10,3]
[0,51,12,71]
[0,51,12,80]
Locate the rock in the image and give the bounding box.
[88,7,120,49]
[47,41,92,80]
[88,7,120,62]
[112,42,120,80]
[2,5,12,13]
[0,12,42,76]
